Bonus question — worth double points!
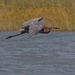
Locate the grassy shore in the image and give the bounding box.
[0,0,75,31]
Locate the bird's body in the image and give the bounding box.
[21,25,51,34]
[20,17,54,35]
[6,17,59,39]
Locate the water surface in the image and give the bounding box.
[0,32,75,75]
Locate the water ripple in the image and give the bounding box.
[0,32,75,75]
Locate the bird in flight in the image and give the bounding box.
[6,17,59,39]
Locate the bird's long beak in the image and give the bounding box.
[53,27,60,29]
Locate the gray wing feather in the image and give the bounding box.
[22,20,31,28]
[29,21,45,37]
[22,17,43,29]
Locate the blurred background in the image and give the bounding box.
[0,0,75,31]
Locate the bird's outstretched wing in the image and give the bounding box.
[22,20,31,28]
[29,21,45,37]
[22,17,43,29]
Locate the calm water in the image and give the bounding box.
[0,32,75,75]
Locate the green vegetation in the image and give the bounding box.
[0,0,75,31]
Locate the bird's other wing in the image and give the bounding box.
[31,17,43,22]
[29,21,45,37]
[22,17,43,29]
[22,20,32,29]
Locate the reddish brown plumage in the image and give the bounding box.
[39,26,52,33]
